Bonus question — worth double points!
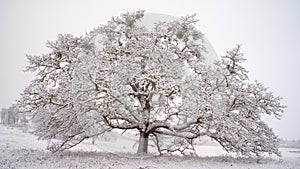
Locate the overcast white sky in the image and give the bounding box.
[0,0,299,140]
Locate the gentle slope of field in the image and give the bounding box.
[1,125,299,169]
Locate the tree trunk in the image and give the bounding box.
[137,131,149,154]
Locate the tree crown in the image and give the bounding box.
[18,11,285,157]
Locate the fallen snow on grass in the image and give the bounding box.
[0,125,299,169]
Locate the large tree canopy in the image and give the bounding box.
[18,11,285,157]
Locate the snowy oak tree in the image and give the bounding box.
[18,11,285,157]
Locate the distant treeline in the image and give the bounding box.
[280,139,300,149]
[0,105,28,126]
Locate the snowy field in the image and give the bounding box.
[0,125,299,169]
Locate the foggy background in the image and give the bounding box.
[0,0,299,140]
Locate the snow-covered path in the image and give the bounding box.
[0,125,299,169]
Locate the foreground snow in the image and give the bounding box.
[1,125,299,169]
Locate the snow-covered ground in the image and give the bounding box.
[0,125,299,169]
